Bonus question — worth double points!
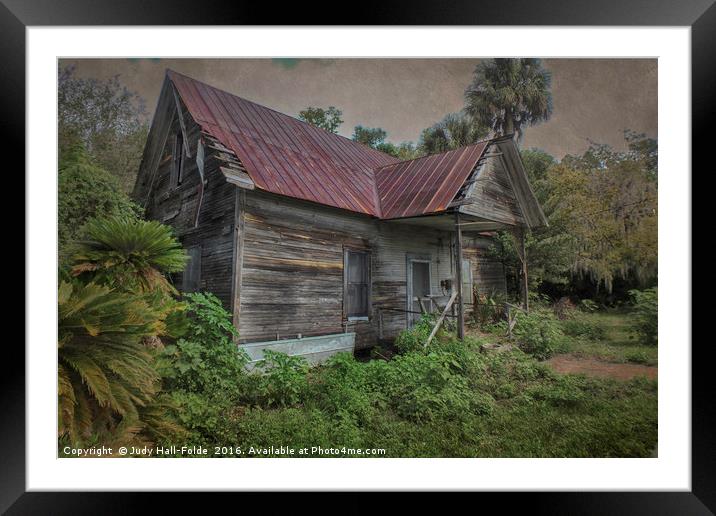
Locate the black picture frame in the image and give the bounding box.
[6,0,706,512]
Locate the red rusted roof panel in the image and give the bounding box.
[374,142,488,219]
[168,70,396,216]
[167,70,488,220]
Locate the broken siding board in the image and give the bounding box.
[220,166,255,190]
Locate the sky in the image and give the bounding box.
[60,58,657,159]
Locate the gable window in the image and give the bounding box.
[183,245,201,292]
[344,249,370,319]
[172,131,184,188]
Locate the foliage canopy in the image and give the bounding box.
[465,58,553,141]
[298,106,344,133]
[418,112,488,155]
[59,65,148,192]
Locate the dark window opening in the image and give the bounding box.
[344,249,370,319]
[172,131,184,187]
[183,246,201,292]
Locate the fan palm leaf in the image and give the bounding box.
[465,58,553,141]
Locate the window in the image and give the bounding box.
[344,249,370,319]
[183,246,201,292]
[172,131,184,187]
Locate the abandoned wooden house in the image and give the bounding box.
[132,70,547,364]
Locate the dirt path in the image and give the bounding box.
[546,354,657,381]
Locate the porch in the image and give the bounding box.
[378,209,532,341]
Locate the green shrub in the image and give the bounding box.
[394,314,436,354]
[381,352,493,422]
[511,310,563,360]
[71,216,188,296]
[561,319,606,341]
[624,350,650,364]
[167,390,242,447]
[254,351,310,407]
[159,292,246,397]
[578,299,599,313]
[473,289,506,327]
[58,279,166,446]
[308,352,377,424]
[157,292,248,444]
[552,297,576,320]
[629,287,657,346]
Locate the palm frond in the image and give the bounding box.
[57,279,176,448]
[71,216,188,294]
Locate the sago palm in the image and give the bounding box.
[465,58,552,142]
[58,279,165,445]
[71,216,188,295]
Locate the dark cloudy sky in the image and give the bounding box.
[60,58,657,159]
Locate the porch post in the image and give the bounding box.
[455,212,465,340]
[521,229,529,313]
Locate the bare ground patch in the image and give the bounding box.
[546,354,657,381]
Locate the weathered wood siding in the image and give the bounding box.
[235,190,507,349]
[462,234,508,300]
[142,105,237,309]
[459,156,525,226]
[237,190,376,348]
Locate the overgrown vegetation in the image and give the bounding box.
[393,314,436,354]
[485,309,563,360]
[229,319,656,457]
[491,135,657,303]
[59,65,149,193]
[156,292,249,446]
[553,309,658,366]
[58,279,164,446]
[629,287,658,346]
[58,215,188,451]
[58,144,142,259]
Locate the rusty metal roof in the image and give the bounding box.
[374,142,488,219]
[167,70,487,219]
[168,70,396,216]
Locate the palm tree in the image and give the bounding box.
[419,112,489,155]
[71,216,188,295]
[464,59,553,142]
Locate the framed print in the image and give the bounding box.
[7,0,708,511]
